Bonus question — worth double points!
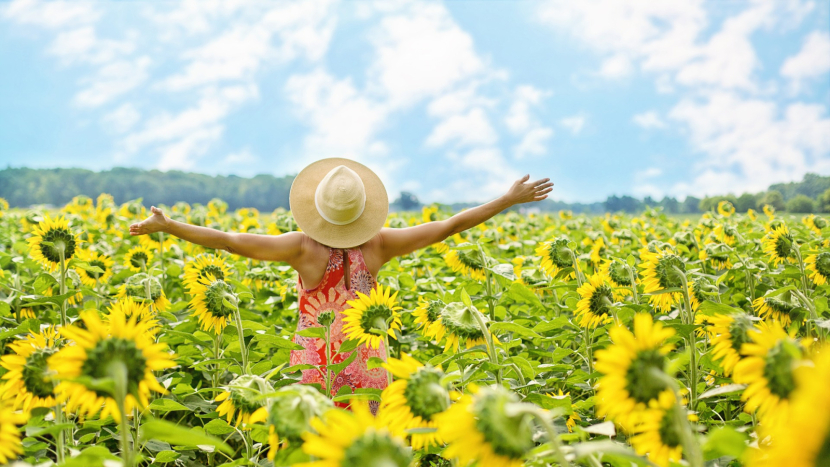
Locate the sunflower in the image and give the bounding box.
[594,313,676,429]
[688,277,714,314]
[0,400,26,465]
[139,231,176,253]
[49,305,176,423]
[733,321,808,425]
[717,200,735,217]
[422,205,439,223]
[424,302,489,352]
[763,204,775,218]
[535,238,575,279]
[298,402,411,467]
[599,259,633,301]
[215,374,271,430]
[117,273,170,313]
[575,274,616,328]
[73,249,114,287]
[629,390,695,467]
[802,214,827,236]
[380,353,450,450]
[444,247,487,281]
[752,294,798,327]
[548,390,581,432]
[183,254,230,293]
[266,385,333,460]
[189,273,237,334]
[761,225,794,267]
[699,243,732,270]
[27,214,79,271]
[0,326,61,412]
[639,247,686,313]
[805,251,830,286]
[747,208,757,221]
[412,297,444,333]
[342,284,403,349]
[748,348,830,467]
[589,236,606,266]
[123,245,154,272]
[709,312,757,376]
[436,385,533,467]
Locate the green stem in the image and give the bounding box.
[583,326,594,387]
[159,232,166,293]
[477,244,497,321]
[626,264,639,304]
[514,405,572,467]
[325,325,333,397]
[58,249,67,328]
[112,362,133,467]
[650,369,703,467]
[673,266,697,409]
[231,301,249,374]
[53,403,65,464]
[793,244,810,297]
[469,304,502,385]
[565,248,583,288]
[383,333,392,387]
[212,333,221,390]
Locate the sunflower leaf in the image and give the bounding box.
[297,327,326,339]
[139,418,233,455]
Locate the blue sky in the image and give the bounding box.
[1,0,828,204]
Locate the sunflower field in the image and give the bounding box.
[1,194,829,467]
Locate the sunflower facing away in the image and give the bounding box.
[716,200,735,217]
[805,250,830,286]
[189,273,237,334]
[27,214,79,271]
[74,249,114,287]
[265,384,333,461]
[117,273,170,313]
[444,247,487,281]
[0,326,62,412]
[599,259,633,300]
[342,284,403,349]
[752,294,798,327]
[424,301,489,352]
[748,347,830,467]
[215,374,271,430]
[761,225,794,267]
[412,297,444,333]
[380,353,451,450]
[640,247,686,313]
[574,273,616,328]
[436,384,534,467]
[183,253,231,294]
[123,245,154,273]
[732,321,809,425]
[49,304,176,423]
[709,312,757,376]
[629,390,696,467]
[298,402,412,467]
[594,313,676,430]
[535,238,575,279]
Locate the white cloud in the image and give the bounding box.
[2,0,100,29]
[514,127,554,159]
[668,91,830,196]
[74,57,151,107]
[425,108,497,148]
[223,148,257,165]
[560,115,586,134]
[632,110,666,129]
[599,54,633,78]
[102,103,141,133]
[504,85,553,158]
[47,27,136,65]
[781,31,830,92]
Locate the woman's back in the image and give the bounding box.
[290,246,388,411]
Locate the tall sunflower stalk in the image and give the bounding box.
[112,361,134,467]
[476,243,498,321]
[226,293,249,374]
[461,288,502,385]
[671,266,698,408]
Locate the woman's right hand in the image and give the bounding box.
[504,174,554,205]
[129,206,169,236]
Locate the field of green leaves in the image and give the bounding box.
[1,195,828,467]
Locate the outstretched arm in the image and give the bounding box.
[377,174,553,262]
[129,206,304,263]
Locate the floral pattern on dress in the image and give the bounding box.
[290,246,386,412]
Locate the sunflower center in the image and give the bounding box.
[472,388,534,460]
[403,367,449,420]
[359,304,394,333]
[727,315,754,354]
[773,233,793,259]
[625,350,668,403]
[82,338,147,397]
[607,261,631,286]
[456,249,484,270]
[129,252,149,269]
[40,228,76,264]
[439,302,485,342]
[815,252,830,278]
[341,430,411,467]
[204,280,236,317]
[199,265,225,282]
[547,239,573,269]
[657,408,683,448]
[763,341,799,399]
[588,283,614,316]
[655,254,685,289]
[425,301,443,323]
[82,259,108,280]
[23,348,57,398]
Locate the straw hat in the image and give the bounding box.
[289,158,388,248]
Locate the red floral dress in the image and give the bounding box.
[289,247,388,411]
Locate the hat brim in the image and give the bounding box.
[289,158,388,249]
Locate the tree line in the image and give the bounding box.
[0,166,827,214]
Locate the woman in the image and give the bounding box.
[129,157,552,404]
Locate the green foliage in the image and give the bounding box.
[786,194,816,213]
[758,190,786,211]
